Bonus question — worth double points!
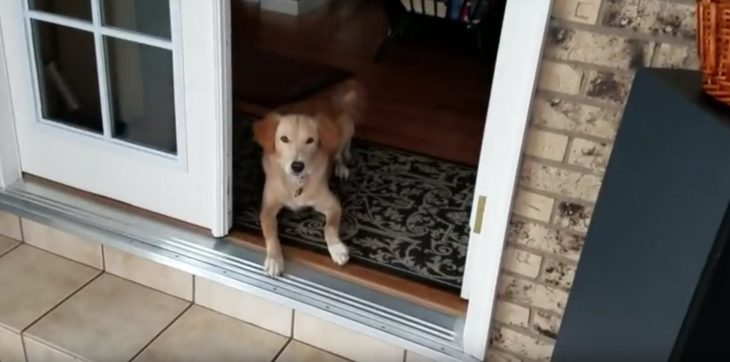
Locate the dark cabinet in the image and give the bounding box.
[552,69,730,361]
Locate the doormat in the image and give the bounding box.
[233,47,352,109]
[233,117,475,292]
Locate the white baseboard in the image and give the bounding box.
[260,0,330,16]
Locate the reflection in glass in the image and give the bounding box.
[31,20,103,133]
[106,37,177,154]
[102,0,171,39]
[29,0,92,21]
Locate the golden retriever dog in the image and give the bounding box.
[253,80,365,276]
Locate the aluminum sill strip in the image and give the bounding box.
[0,179,475,361]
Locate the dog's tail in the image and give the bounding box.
[332,79,367,124]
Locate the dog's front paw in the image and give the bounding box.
[335,163,350,180]
[264,254,285,277]
[327,242,350,266]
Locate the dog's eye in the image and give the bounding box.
[306,137,314,144]
[280,136,289,143]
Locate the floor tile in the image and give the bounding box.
[195,276,293,336]
[0,211,21,240]
[21,219,103,268]
[0,235,19,256]
[0,245,99,333]
[406,350,437,362]
[23,336,76,362]
[293,312,404,362]
[0,325,24,362]
[277,340,349,362]
[104,246,193,300]
[134,305,288,362]
[26,273,189,362]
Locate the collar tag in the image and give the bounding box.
[291,174,305,198]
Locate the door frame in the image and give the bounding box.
[0,18,22,189]
[460,0,552,359]
[0,0,552,359]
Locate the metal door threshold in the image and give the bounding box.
[0,179,475,361]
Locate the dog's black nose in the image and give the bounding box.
[291,161,305,173]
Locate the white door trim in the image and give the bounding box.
[211,0,232,237]
[0,18,22,189]
[461,0,552,359]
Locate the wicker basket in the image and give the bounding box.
[697,0,730,106]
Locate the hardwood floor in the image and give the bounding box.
[232,0,495,165]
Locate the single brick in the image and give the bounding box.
[567,137,613,171]
[520,160,603,202]
[602,0,696,41]
[502,247,543,279]
[513,190,555,222]
[487,348,523,362]
[498,275,569,313]
[651,42,700,70]
[491,326,555,361]
[545,27,654,69]
[532,311,563,340]
[552,0,601,25]
[524,129,569,162]
[494,300,531,328]
[541,258,577,290]
[531,97,620,140]
[509,219,585,260]
[552,201,593,234]
[538,61,584,95]
[582,70,634,105]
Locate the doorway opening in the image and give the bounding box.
[228,0,507,310]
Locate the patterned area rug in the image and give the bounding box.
[233,117,475,291]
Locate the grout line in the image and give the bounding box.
[21,329,29,362]
[0,240,22,258]
[192,275,196,303]
[101,244,106,270]
[536,89,625,111]
[22,271,103,335]
[271,338,292,362]
[18,218,25,243]
[127,303,193,362]
[105,271,188,302]
[490,344,540,362]
[21,334,84,362]
[528,123,617,148]
[493,321,557,345]
[517,183,598,205]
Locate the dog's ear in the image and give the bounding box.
[253,113,280,154]
[318,117,341,156]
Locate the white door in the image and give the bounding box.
[0,0,231,236]
[459,0,552,359]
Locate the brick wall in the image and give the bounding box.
[489,0,698,360]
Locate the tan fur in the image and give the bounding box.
[252,80,365,276]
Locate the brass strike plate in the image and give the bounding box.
[473,195,487,234]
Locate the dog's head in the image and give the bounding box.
[253,113,340,177]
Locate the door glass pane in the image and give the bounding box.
[105,37,177,154]
[31,20,103,133]
[101,0,171,39]
[29,0,92,21]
